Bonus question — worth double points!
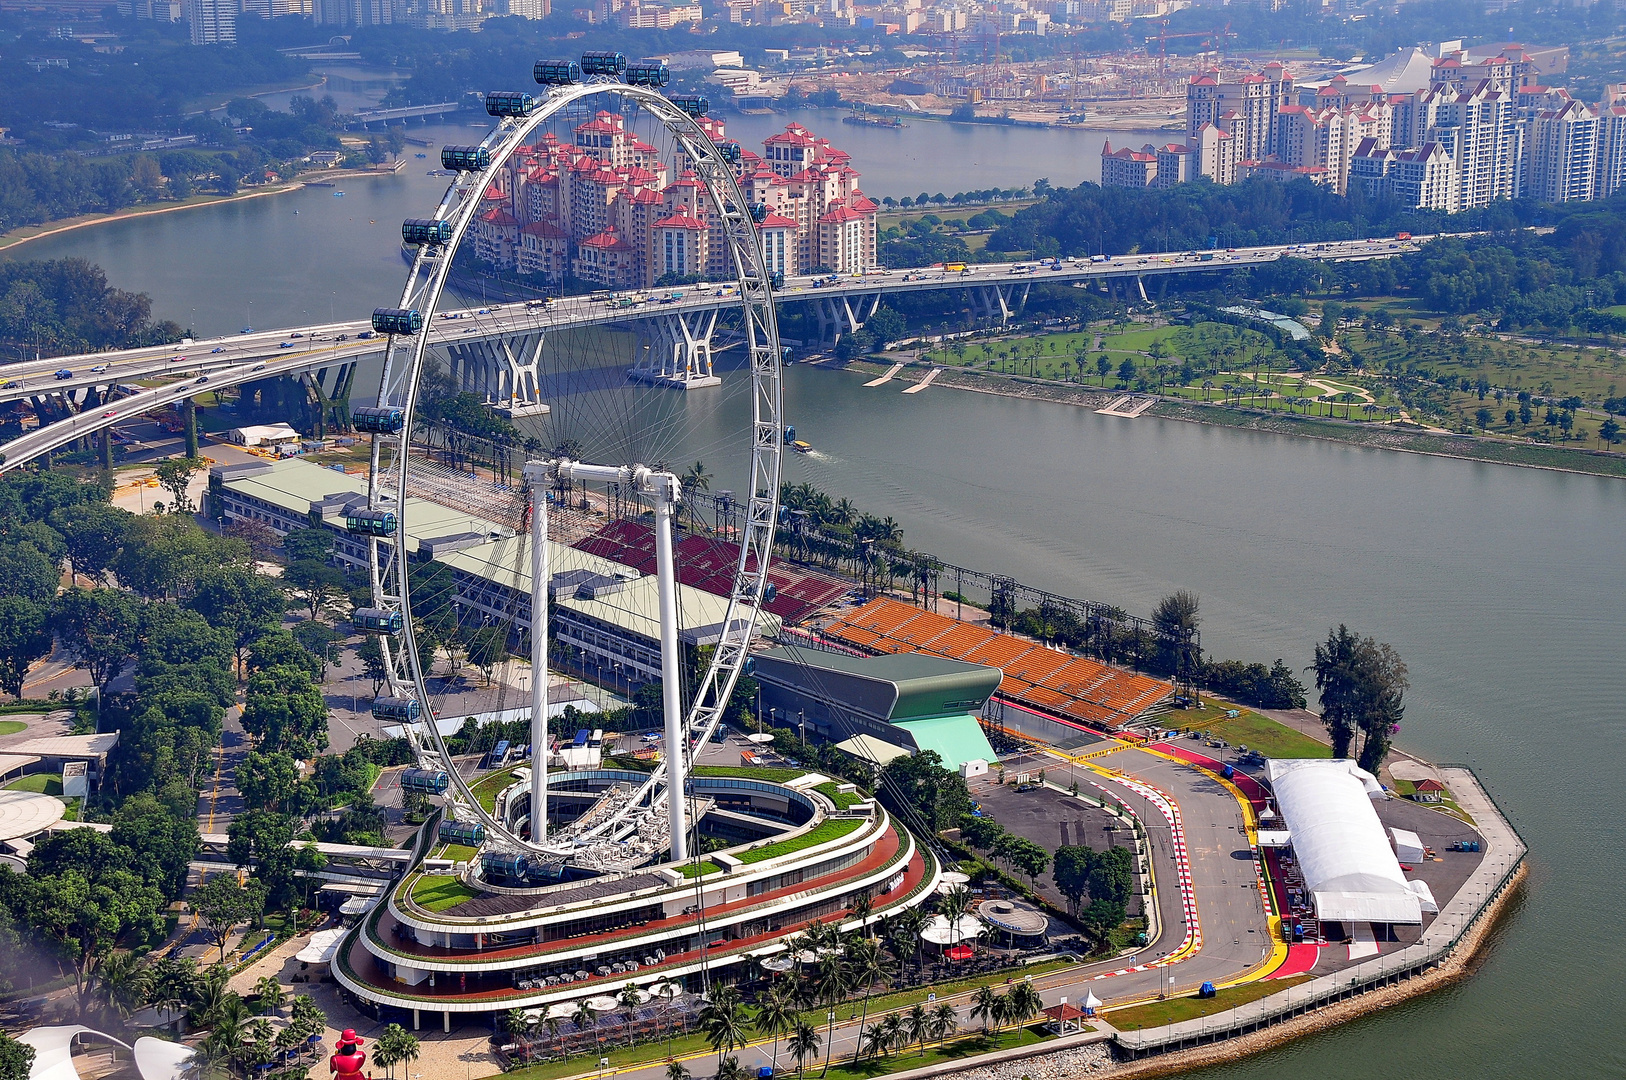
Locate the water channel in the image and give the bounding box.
[5,107,1625,1080]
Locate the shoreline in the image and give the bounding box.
[836,360,1626,480]
[1097,862,1529,1080]
[0,165,401,255]
[0,184,303,254]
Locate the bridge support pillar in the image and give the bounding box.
[99,429,112,472]
[446,334,551,417]
[1137,276,1149,304]
[970,284,1026,326]
[630,310,722,389]
[183,400,199,458]
[811,292,880,348]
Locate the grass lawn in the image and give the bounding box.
[6,773,63,795]
[849,958,1080,1018]
[469,766,523,812]
[1106,975,1312,1031]
[410,874,483,912]
[824,1026,1053,1080]
[0,721,26,736]
[502,1020,1053,1080]
[1167,703,1331,760]
[676,860,723,879]
[692,765,806,782]
[815,782,864,809]
[737,818,863,864]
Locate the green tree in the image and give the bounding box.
[465,625,509,686]
[280,527,333,563]
[191,873,261,963]
[49,502,130,583]
[357,635,389,695]
[236,750,308,815]
[51,587,142,696]
[154,457,204,514]
[0,1030,37,1080]
[0,597,51,699]
[284,559,347,622]
[241,664,328,756]
[188,569,288,677]
[0,539,61,606]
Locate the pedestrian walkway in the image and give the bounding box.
[902,367,942,394]
[865,362,904,386]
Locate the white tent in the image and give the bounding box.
[1267,759,1422,925]
[1408,879,1439,915]
[1390,827,1425,864]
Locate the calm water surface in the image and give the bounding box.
[7,112,1625,1080]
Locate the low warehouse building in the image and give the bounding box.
[751,645,999,771]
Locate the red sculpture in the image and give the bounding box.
[329,1029,366,1080]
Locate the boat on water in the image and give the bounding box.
[790,440,814,453]
[842,113,906,129]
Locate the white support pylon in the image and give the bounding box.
[530,458,689,861]
[527,471,549,845]
[652,471,687,861]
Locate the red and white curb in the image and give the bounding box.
[1086,774,1201,980]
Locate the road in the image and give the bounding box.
[0,232,1435,405]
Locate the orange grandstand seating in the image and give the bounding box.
[963,636,1038,669]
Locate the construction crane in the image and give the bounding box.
[1147,19,1235,77]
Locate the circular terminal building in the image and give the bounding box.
[335,768,936,1027]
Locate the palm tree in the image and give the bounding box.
[859,1023,889,1063]
[812,954,851,1077]
[182,1036,234,1080]
[929,1003,958,1047]
[618,983,645,1046]
[573,1000,599,1056]
[904,1004,930,1057]
[849,894,873,937]
[716,1056,745,1080]
[845,937,894,1064]
[787,1022,820,1079]
[96,951,150,1023]
[888,908,926,982]
[876,1013,904,1057]
[990,993,1012,1035]
[754,982,795,1070]
[253,976,284,1017]
[666,1059,691,1080]
[698,985,748,1069]
[1007,983,1043,1031]
[970,985,998,1034]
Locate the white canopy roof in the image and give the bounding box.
[1407,878,1439,915]
[294,927,347,963]
[920,914,985,944]
[1267,759,1422,925]
[132,1038,193,1080]
[22,1028,130,1080]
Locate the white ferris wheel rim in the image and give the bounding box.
[364,77,784,855]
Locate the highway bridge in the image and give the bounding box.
[0,234,1425,473]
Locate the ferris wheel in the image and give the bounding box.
[349,56,783,875]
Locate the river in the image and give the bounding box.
[3,110,1154,339]
[6,106,1624,1080]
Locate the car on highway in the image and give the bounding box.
[195,375,209,384]
[336,334,348,341]
[91,364,109,373]
[211,347,225,353]
[54,369,73,379]
[2,381,19,390]
[102,411,116,419]
[252,364,266,372]
[291,333,303,338]
[279,342,294,348]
